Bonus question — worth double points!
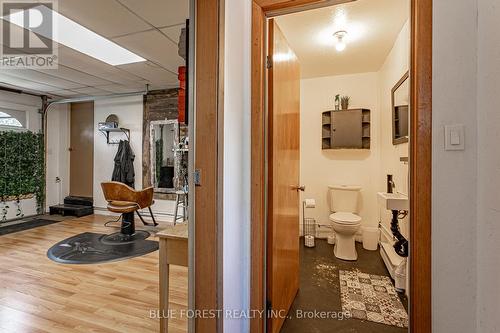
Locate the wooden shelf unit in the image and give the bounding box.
[321,108,371,150]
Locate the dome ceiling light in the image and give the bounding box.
[333,30,348,52]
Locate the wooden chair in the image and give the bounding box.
[101,181,158,240]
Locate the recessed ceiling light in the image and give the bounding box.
[2,5,146,66]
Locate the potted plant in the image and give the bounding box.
[341,96,350,110]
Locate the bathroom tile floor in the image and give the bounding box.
[280,239,408,333]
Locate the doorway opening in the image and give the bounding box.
[69,101,94,198]
[251,0,432,332]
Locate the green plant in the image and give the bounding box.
[155,139,163,184]
[0,130,45,219]
[155,124,164,185]
[334,94,340,110]
[341,95,350,110]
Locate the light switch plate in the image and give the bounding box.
[444,124,465,151]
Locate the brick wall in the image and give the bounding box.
[142,89,179,188]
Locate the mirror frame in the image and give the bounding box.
[149,119,179,193]
[392,71,410,145]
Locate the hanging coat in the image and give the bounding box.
[111,140,135,188]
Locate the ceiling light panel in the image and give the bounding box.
[3,5,146,65]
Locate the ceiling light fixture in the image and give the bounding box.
[333,30,347,52]
[2,5,146,66]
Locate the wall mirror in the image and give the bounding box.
[150,119,188,195]
[392,71,410,145]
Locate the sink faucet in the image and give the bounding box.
[387,175,396,194]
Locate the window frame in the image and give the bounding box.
[0,108,27,129]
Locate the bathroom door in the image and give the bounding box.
[267,19,301,333]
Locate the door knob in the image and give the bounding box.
[292,185,305,192]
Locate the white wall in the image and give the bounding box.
[0,91,42,132]
[300,21,410,240]
[45,104,70,209]
[223,0,251,331]
[0,90,42,220]
[93,95,175,218]
[432,0,478,331]
[378,21,410,239]
[476,0,500,331]
[93,96,144,210]
[42,95,176,219]
[300,72,380,231]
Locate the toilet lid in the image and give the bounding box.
[329,212,361,224]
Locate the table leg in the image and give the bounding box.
[174,194,180,225]
[160,239,169,333]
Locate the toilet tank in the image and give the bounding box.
[329,185,361,213]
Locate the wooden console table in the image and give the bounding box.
[157,224,188,333]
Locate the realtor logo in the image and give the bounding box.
[0,1,58,68]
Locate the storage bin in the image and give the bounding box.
[362,226,379,251]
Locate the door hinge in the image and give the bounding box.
[194,169,201,186]
[266,55,272,69]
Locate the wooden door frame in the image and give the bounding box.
[193,0,225,332]
[250,1,432,333]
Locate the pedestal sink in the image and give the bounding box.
[377,192,409,211]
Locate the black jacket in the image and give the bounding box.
[112,140,135,188]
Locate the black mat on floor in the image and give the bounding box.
[0,219,61,236]
[47,232,158,264]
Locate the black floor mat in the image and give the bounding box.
[47,232,159,264]
[0,219,61,236]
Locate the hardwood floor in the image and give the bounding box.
[0,214,188,333]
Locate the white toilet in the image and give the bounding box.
[328,185,362,261]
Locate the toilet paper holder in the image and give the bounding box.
[302,199,316,247]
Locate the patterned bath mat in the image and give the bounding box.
[339,270,408,328]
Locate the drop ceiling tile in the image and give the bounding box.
[72,86,112,96]
[113,30,183,73]
[117,0,189,28]
[0,82,46,99]
[0,73,60,92]
[47,89,82,97]
[1,23,46,48]
[35,66,112,86]
[57,46,147,85]
[117,61,178,88]
[56,0,151,38]
[160,24,185,44]
[94,84,144,94]
[4,69,85,90]
[1,20,65,52]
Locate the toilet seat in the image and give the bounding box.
[329,212,361,224]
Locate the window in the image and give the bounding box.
[0,109,26,128]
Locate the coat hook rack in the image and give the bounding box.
[99,127,130,144]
